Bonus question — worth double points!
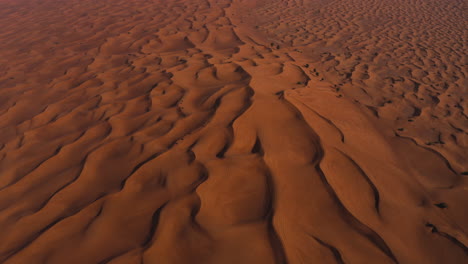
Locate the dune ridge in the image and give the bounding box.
[0,0,466,263]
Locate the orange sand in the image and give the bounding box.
[0,0,466,263]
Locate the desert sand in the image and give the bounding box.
[0,0,466,263]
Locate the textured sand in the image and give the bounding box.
[0,0,466,263]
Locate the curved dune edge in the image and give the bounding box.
[0,0,466,263]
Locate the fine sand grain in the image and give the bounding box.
[0,0,466,263]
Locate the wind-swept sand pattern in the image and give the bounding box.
[0,0,466,263]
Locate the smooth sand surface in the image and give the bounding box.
[0,0,466,263]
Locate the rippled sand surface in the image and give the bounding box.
[0,0,466,263]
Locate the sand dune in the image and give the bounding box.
[0,0,466,263]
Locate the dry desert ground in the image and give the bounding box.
[0,0,467,263]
